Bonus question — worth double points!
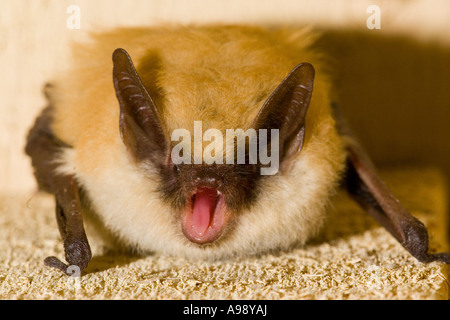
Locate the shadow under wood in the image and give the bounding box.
[82,251,143,275]
[307,166,444,248]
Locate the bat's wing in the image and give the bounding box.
[25,88,91,275]
[334,104,450,263]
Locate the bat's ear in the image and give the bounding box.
[335,106,450,264]
[112,48,168,166]
[252,63,314,172]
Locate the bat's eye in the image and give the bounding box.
[173,164,181,174]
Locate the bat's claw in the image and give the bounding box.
[44,256,84,277]
[44,238,91,276]
[44,256,69,274]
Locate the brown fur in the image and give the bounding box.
[50,25,346,260]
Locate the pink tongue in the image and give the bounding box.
[192,190,214,236]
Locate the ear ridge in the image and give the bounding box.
[252,63,315,171]
[112,48,168,165]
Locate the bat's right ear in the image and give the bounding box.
[112,48,168,166]
[252,63,315,173]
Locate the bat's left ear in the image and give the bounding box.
[112,48,168,167]
[252,63,314,172]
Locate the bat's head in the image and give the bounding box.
[112,47,317,247]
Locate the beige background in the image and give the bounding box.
[1,0,450,193]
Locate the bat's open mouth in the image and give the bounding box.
[182,187,227,244]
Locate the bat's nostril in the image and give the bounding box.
[193,176,221,188]
[205,177,218,184]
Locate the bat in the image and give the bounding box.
[25,25,450,275]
